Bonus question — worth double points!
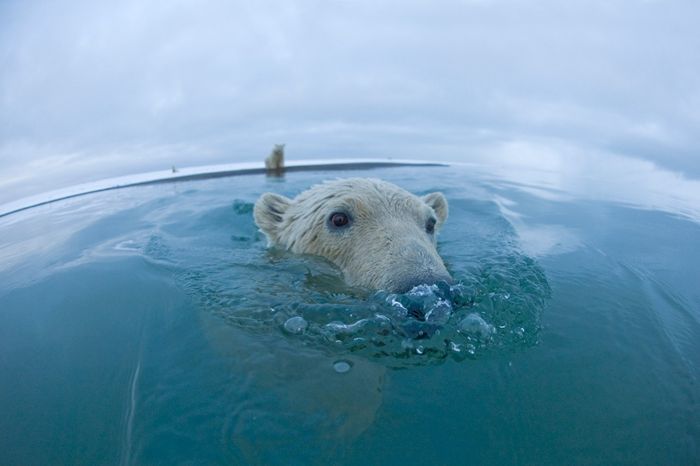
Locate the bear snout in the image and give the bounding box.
[383,240,453,293]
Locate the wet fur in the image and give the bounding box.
[254,178,450,292]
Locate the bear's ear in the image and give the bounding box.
[254,192,292,243]
[422,192,448,227]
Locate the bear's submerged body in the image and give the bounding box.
[254,178,452,292]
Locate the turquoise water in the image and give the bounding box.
[0,165,698,465]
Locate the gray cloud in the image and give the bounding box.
[1,0,699,203]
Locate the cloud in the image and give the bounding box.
[1,0,699,202]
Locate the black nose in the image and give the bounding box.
[393,273,453,293]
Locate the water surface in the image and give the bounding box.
[0,165,698,465]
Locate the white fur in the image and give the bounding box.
[254,178,451,292]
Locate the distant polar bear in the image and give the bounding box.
[254,178,452,292]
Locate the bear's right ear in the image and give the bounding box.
[422,192,448,228]
[254,192,292,244]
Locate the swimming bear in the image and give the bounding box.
[254,178,451,292]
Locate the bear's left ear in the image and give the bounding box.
[422,192,448,227]
[254,192,292,244]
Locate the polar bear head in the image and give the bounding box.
[254,178,451,292]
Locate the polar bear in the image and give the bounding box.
[254,178,452,292]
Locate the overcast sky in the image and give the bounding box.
[1,0,699,203]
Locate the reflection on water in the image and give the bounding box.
[465,140,700,223]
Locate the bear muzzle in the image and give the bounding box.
[368,240,453,293]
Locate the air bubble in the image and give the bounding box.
[333,360,352,373]
[458,313,495,338]
[283,316,308,334]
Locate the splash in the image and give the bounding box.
[276,259,547,368]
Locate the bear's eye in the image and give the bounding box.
[329,212,350,228]
[426,217,436,234]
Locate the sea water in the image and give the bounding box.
[0,165,698,465]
